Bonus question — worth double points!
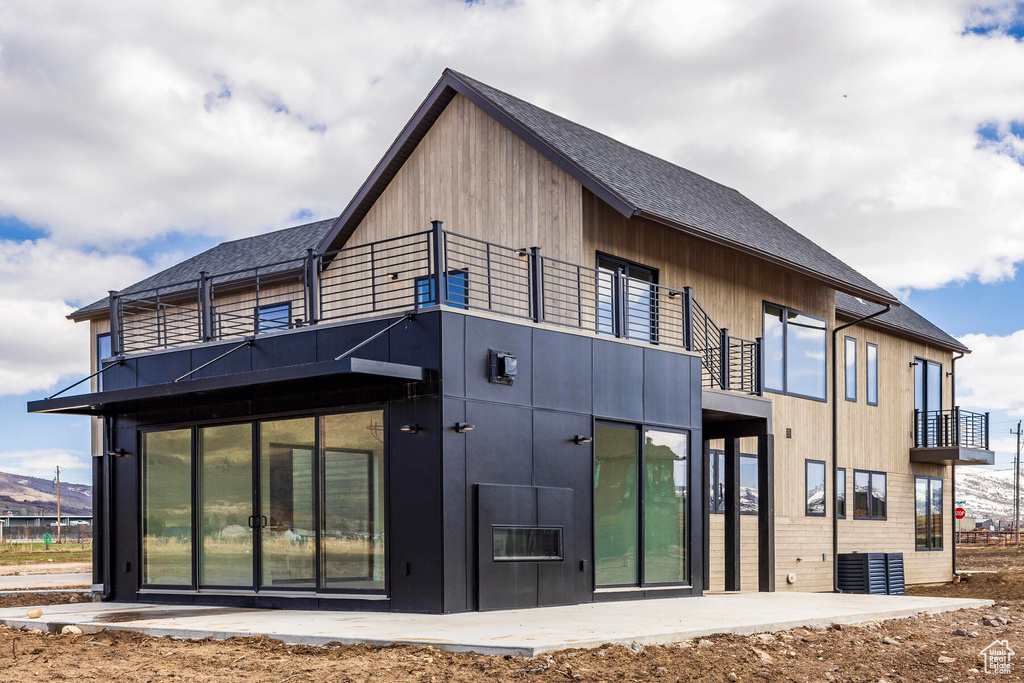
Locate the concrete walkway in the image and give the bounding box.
[0,572,92,590]
[0,592,992,656]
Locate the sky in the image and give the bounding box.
[1,0,1024,484]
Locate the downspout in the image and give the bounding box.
[950,350,965,578]
[832,303,891,592]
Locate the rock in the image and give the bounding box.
[26,628,42,635]
[61,625,82,635]
[795,629,811,636]
[802,634,818,643]
[883,636,899,645]
[752,648,772,663]
[953,629,968,636]
[938,656,956,664]
[830,623,844,631]
[68,596,78,603]
[25,608,42,619]
[969,632,979,638]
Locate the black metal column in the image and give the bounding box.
[724,437,741,591]
[702,438,711,591]
[757,431,776,592]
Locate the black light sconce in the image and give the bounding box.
[399,424,420,434]
[516,248,529,259]
[454,422,475,433]
[909,361,919,367]
[387,272,399,281]
[668,291,680,298]
[107,448,129,457]
[573,435,592,445]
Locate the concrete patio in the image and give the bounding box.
[0,592,992,657]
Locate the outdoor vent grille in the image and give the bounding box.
[837,552,906,595]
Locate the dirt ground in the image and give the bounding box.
[0,550,1021,681]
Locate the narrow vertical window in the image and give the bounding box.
[915,476,944,550]
[96,332,111,391]
[844,337,857,402]
[866,343,878,406]
[805,460,826,516]
[643,429,688,584]
[142,428,193,586]
[594,424,639,587]
[836,468,846,519]
[740,455,758,515]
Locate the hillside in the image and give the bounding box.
[955,467,1021,521]
[0,471,92,516]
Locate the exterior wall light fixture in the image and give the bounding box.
[387,272,399,281]
[399,424,420,434]
[573,435,592,445]
[516,249,529,259]
[455,422,475,432]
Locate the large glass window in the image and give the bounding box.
[805,460,826,516]
[854,470,887,520]
[644,430,688,584]
[260,417,316,589]
[845,337,857,402]
[916,476,944,551]
[321,410,386,591]
[415,270,468,309]
[763,304,827,400]
[141,429,193,586]
[199,423,254,587]
[594,423,639,587]
[256,302,291,332]
[866,343,878,406]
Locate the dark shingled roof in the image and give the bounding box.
[835,291,968,353]
[320,69,898,305]
[70,219,334,320]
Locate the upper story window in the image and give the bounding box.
[763,303,827,401]
[256,303,292,332]
[844,336,857,402]
[596,254,657,342]
[866,343,878,406]
[96,332,112,391]
[415,270,468,309]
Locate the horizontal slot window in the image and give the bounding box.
[492,526,563,562]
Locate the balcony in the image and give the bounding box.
[104,221,762,395]
[911,408,994,466]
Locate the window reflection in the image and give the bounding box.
[142,429,192,586]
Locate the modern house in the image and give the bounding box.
[29,69,993,613]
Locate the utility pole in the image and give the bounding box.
[54,464,61,544]
[1014,423,1021,545]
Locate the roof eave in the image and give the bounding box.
[635,210,900,307]
[835,307,970,353]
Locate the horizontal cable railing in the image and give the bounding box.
[117,280,203,354]
[319,230,432,323]
[105,220,762,395]
[443,232,532,319]
[914,408,990,450]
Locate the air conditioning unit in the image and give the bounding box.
[837,552,905,595]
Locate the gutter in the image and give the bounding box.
[950,350,965,578]
[832,303,891,592]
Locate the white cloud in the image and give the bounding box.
[957,330,1024,416]
[0,448,90,480]
[0,0,1021,291]
[0,239,156,395]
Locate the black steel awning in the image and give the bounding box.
[27,357,432,416]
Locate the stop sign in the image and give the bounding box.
[955,507,966,520]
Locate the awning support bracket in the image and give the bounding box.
[175,339,254,382]
[46,358,125,400]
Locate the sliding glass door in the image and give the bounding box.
[141,408,387,594]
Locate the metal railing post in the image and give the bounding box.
[431,220,445,305]
[755,336,763,396]
[615,269,627,338]
[683,286,694,351]
[985,412,991,450]
[914,409,921,447]
[305,248,320,325]
[107,291,121,357]
[720,328,730,390]
[199,271,213,342]
[530,247,543,323]
[953,406,960,447]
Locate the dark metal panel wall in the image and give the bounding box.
[643,347,693,426]
[532,330,593,414]
[441,397,469,612]
[111,415,141,602]
[463,317,533,406]
[592,340,644,422]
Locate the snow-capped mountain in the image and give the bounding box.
[955,467,1022,521]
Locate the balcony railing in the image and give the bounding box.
[914,408,990,450]
[106,221,763,395]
